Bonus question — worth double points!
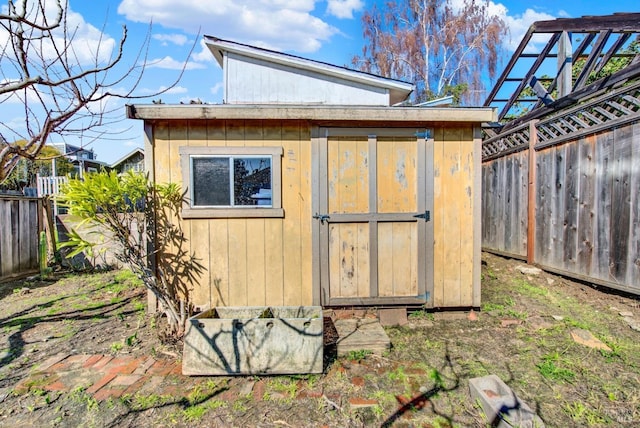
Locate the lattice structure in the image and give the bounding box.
[482,13,640,161]
[482,123,530,160]
[536,80,640,148]
[483,79,640,160]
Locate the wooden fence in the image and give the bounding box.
[482,116,640,295]
[0,196,44,282]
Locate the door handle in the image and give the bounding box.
[313,213,330,224]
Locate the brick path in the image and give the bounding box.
[14,353,203,401]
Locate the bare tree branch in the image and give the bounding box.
[0,0,195,182]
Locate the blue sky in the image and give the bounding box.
[2,0,639,164]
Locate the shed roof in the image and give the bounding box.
[126,103,496,123]
[204,36,415,106]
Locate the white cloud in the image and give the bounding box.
[210,82,223,96]
[153,33,189,46]
[326,0,364,19]
[117,0,338,53]
[147,56,206,70]
[0,1,117,68]
[499,7,556,52]
[192,39,216,63]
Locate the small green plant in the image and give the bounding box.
[110,342,123,353]
[125,332,138,347]
[268,377,298,400]
[408,310,434,320]
[429,368,444,388]
[537,353,575,382]
[564,401,610,425]
[182,404,208,422]
[346,349,372,361]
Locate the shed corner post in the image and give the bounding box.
[473,125,482,308]
[144,122,159,314]
[527,120,539,265]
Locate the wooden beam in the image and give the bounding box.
[557,31,573,98]
[527,120,539,264]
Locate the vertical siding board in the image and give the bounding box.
[432,128,445,307]
[519,151,530,256]
[503,156,513,252]
[610,126,632,283]
[577,135,596,275]
[1,200,11,277]
[488,161,499,250]
[299,125,313,306]
[628,123,640,290]
[11,200,19,271]
[594,131,613,281]
[264,122,285,306]
[442,127,463,307]
[459,133,475,306]
[535,149,549,264]
[551,145,565,270]
[225,121,249,306]
[244,121,267,306]
[282,121,303,306]
[563,141,579,272]
[206,120,230,307]
[186,121,211,308]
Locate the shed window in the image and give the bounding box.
[180,146,283,218]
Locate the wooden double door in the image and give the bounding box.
[313,128,434,307]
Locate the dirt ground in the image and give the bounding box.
[1,253,640,427]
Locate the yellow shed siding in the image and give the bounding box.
[151,119,313,309]
[432,126,478,307]
[150,120,479,310]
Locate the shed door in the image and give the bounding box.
[314,128,433,307]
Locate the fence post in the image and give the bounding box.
[527,120,539,264]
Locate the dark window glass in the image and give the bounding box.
[191,156,272,207]
[192,157,230,206]
[233,157,271,206]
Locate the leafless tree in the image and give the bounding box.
[352,0,508,104]
[0,0,193,181]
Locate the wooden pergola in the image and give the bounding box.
[483,12,640,147]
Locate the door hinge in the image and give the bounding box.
[413,210,431,222]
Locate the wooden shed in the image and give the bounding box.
[126,36,495,310]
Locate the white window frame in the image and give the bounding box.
[180,146,283,218]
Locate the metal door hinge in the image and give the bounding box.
[413,210,431,222]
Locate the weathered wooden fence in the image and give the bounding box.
[0,196,43,282]
[482,82,640,295]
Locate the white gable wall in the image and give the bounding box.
[224,53,391,106]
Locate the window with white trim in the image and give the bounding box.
[180,146,283,218]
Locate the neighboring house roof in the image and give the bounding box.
[204,36,414,106]
[111,148,144,170]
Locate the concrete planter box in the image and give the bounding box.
[182,306,324,375]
